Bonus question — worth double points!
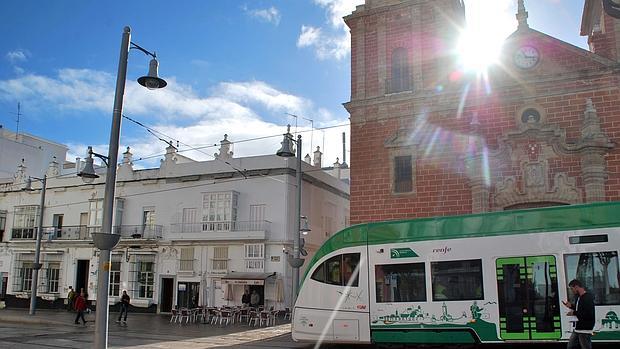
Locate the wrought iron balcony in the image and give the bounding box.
[87,225,163,240]
[169,220,270,240]
[113,225,163,240]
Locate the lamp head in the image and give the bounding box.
[300,216,311,234]
[77,151,99,184]
[138,58,167,90]
[276,124,295,158]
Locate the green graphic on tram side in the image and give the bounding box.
[370,301,500,342]
[372,301,487,325]
[390,247,418,259]
[596,310,620,340]
[602,311,620,329]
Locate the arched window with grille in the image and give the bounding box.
[389,47,411,93]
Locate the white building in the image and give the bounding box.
[0,126,69,181]
[0,135,349,312]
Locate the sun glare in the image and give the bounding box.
[457,0,516,73]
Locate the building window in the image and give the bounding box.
[21,262,34,292]
[244,244,265,270]
[394,155,413,193]
[375,263,426,302]
[564,251,620,305]
[109,261,121,297]
[212,246,228,271]
[0,210,7,242]
[12,205,38,239]
[180,247,194,271]
[389,47,411,93]
[142,207,156,228]
[431,259,484,301]
[202,192,238,231]
[137,261,154,298]
[249,204,266,230]
[46,263,60,293]
[88,200,103,227]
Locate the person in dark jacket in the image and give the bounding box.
[563,279,595,349]
[73,290,88,325]
[117,290,130,323]
[241,289,251,307]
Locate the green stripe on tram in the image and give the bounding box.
[302,201,620,287]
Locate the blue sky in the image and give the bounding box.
[0,0,587,168]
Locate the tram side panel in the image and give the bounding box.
[368,239,503,344]
[367,228,620,344]
[293,246,371,343]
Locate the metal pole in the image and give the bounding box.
[29,175,46,315]
[94,26,130,349]
[292,135,302,302]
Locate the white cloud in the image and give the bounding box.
[297,25,321,47]
[6,49,28,63]
[246,6,281,26]
[298,0,364,60]
[0,69,350,168]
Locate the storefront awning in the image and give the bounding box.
[221,272,276,285]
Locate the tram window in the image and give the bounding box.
[311,261,326,283]
[564,251,620,305]
[431,259,483,301]
[311,253,361,286]
[375,263,426,303]
[342,253,360,287]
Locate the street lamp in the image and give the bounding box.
[276,125,305,304]
[22,175,47,315]
[78,26,166,349]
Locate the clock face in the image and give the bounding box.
[513,46,540,69]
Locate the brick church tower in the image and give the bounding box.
[345,0,620,224]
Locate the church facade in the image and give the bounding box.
[345,0,620,224]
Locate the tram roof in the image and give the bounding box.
[305,201,620,279]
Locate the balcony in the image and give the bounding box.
[87,225,163,240]
[170,220,270,241]
[114,225,163,240]
[11,227,36,239]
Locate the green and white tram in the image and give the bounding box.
[292,202,620,345]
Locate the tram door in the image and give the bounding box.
[496,256,561,340]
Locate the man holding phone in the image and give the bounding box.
[562,279,595,349]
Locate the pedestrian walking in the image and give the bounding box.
[73,290,88,325]
[66,286,75,311]
[563,279,595,349]
[117,290,130,323]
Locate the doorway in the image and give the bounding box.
[496,255,561,340]
[76,260,90,297]
[177,282,200,308]
[53,214,63,238]
[160,277,174,312]
[1,273,7,300]
[248,285,265,306]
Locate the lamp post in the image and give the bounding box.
[276,125,305,304]
[22,175,47,315]
[77,26,166,349]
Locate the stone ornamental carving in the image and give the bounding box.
[214,134,233,160]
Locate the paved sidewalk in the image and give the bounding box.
[0,308,308,349]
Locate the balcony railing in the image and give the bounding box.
[49,226,90,240]
[170,220,271,234]
[114,225,163,239]
[88,225,163,240]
